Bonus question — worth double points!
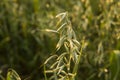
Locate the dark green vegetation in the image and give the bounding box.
[0,0,120,80]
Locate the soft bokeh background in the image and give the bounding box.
[0,0,120,80]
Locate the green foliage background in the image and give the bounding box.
[0,0,120,80]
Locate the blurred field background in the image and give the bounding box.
[0,0,120,80]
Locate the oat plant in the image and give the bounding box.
[6,69,21,80]
[44,12,84,80]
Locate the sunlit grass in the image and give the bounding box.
[0,0,120,80]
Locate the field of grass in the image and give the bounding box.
[0,0,120,80]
